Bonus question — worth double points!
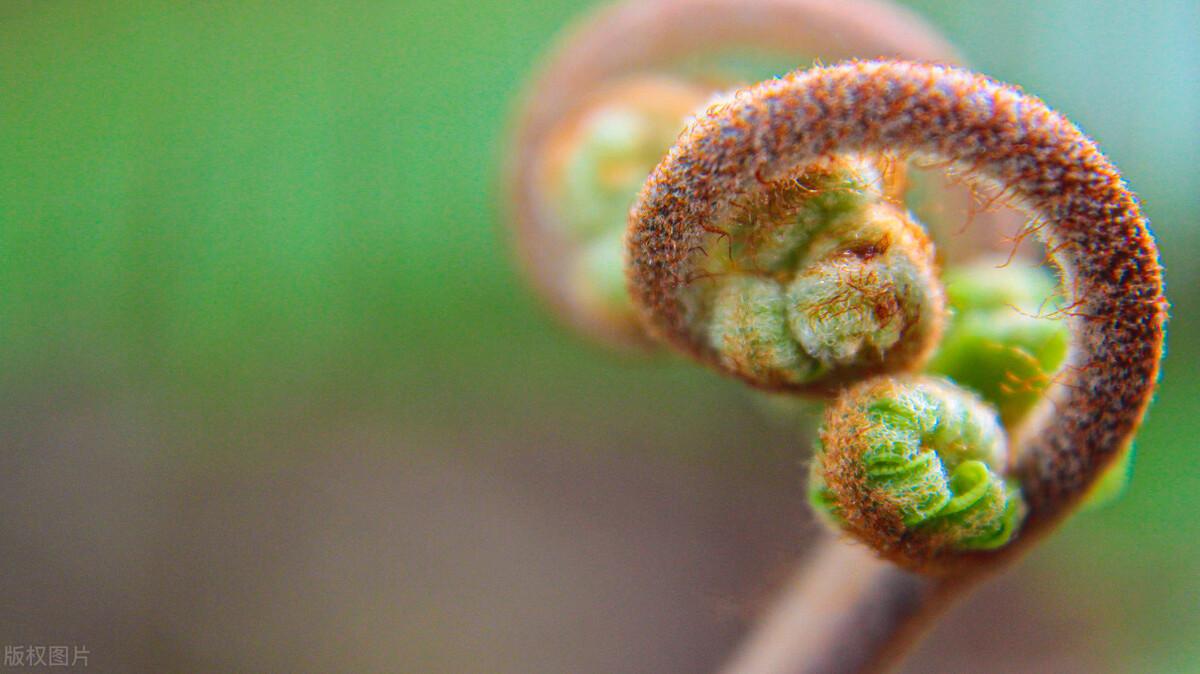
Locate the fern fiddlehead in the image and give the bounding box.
[629,60,1165,572]
[507,2,1165,672]
[809,376,1024,564]
[504,0,966,348]
[624,63,1163,674]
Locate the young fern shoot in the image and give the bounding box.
[506,2,1164,672]
[629,60,1163,524]
[629,59,1165,667]
[810,376,1025,568]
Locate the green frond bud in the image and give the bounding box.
[929,262,1069,426]
[688,158,944,391]
[707,275,818,385]
[812,376,1026,567]
[785,202,939,369]
[786,255,904,364]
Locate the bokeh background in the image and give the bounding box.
[2,1,1197,672]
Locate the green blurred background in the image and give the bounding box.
[1,1,1196,672]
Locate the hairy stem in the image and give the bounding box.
[720,537,971,674]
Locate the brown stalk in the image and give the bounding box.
[629,60,1166,671]
[719,536,946,674]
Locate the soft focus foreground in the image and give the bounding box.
[1,2,1197,672]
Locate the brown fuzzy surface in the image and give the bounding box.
[628,61,1166,571]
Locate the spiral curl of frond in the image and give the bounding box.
[811,376,1024,567]
[628,61,1166,570]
